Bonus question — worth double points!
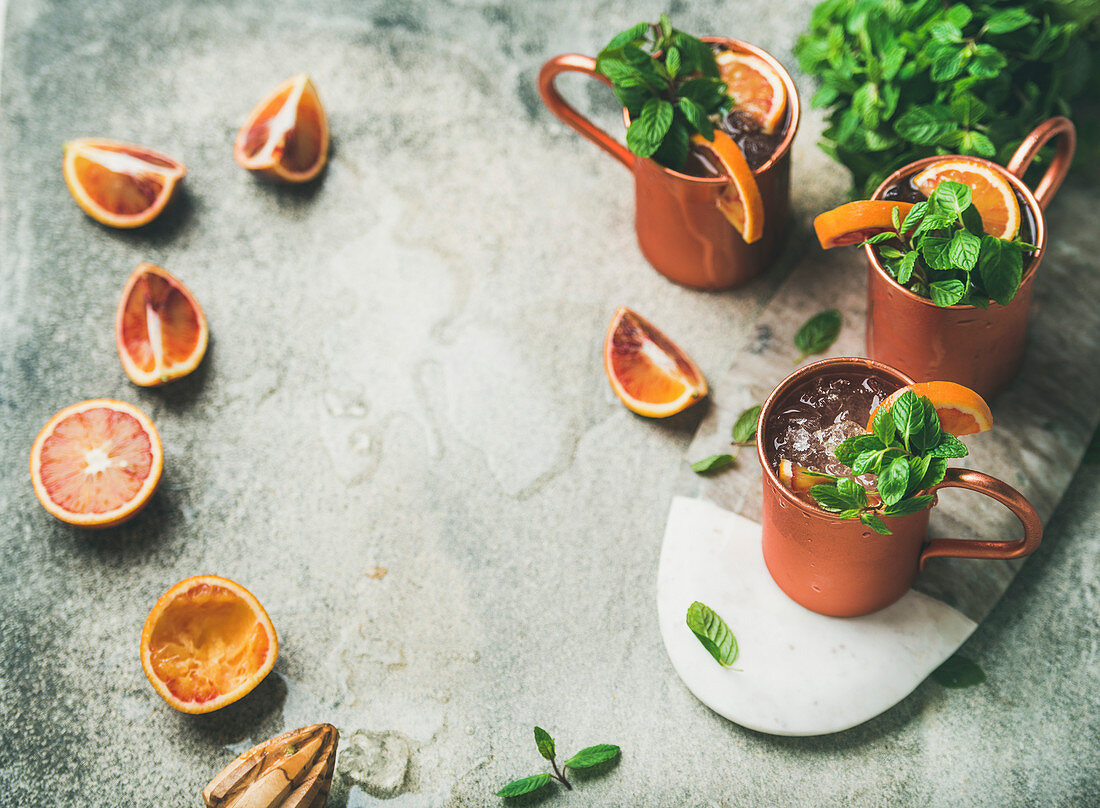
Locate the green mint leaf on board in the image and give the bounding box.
[691,454,735,474]
[731,405,762,443]
[564,745,621,770]
[860,511,891,535]
[793,309,842,361]
[498,773,553,798]
[931,654,986,688]
[685,601,738,667]
[533,727,555,761]
[877,456,911,506]
[883,494,933,517]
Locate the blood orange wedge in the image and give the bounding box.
[141,575,278,714]
[63,139,186,229]
[869,381,993,437]
[690,131,764,243]
[814,200,914,249]
[30,399,163,528]
[234,74,329,183]
[778,459,834,492]
[913,158,1020,240]
[604,307,707,418]
[716,50,787,135]
[116,262,209,387]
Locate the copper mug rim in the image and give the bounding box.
[617,36,801,185]
[756,356,916,517]
[863,155,1046,311]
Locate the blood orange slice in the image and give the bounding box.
[116,262,209,387]
[234,74,329,183]
[690,131,765,243]
[141,575,278,714]
[30,399,163,528]
[716,50,787,134]
[604,307,707,418]
[913,158,1020,240]
[63,139,186,228]
[813,200,914,249]
[778,459,834,492]
[869,381,993,437]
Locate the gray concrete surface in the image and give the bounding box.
[0,1,1096,806]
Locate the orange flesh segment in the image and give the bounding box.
[37,407,153,514]
[912,159,1020,240]
[814,200,914,249]
[119,269,203,376]
[147,582,271,705]
[63,140,184,227]
[605,308,706,417]
[237,75,327,179]
[690,132,765,243]
[716,51,786,134]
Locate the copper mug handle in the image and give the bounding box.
[919,468,1042,569]
[538,54,633,169]
[1005,116,1076,210]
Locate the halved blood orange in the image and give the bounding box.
[63,139,186,228]
[716,50,787,134]
[913,158,1020,240]
[814,200,914,249]
[690,131,764,243]
[141,575,278,714]
[869,381,993,437]
[117,262,209,387]
[30,399,163,528]
[604,307,707,418]
[234,74,329,183]
[778,459,834,492]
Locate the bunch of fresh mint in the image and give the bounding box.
[862,180,1034,307]
[594,15,730,170]
[794,0,1100,196]
[809,389,968,534]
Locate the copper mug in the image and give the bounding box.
[865,117,1076,400]
[756,357,1042,617]
[538,38,800,290]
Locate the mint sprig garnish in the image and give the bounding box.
[793,309,842,362]
[808,390,966,534]
[685,601,738,667]
[861,180,1034,307]
[595,15,730,170]
[794,1,1098,196]
[498,728,620,799]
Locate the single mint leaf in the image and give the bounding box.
[603,22,650,52]
[794,309,842,360]
[678,97,713,139]
[931,653,986,688]
[837,477,868,508]
[685,601,738,667]
[919,457,948,490]
[665,46,681,79]
[810,483,849,512]
[625,117,660,158]
[891,390,922,443]
[878,456,910,506]
[564,744,621,769]
[652,118,690,170]
[658,13,672,41]
[977,236,1023,306]
[835,434,884,466]
[920,236,952,270]
[897,251,918,284]
[639,97,673,147]
[731,405,762,443]
[911,396,943,455]
[872,404,895,445]
[948,229,982,271]
[533,727,555,761]
[907,455,931,493]
[852,449,885,476]
[929,279,966,307]
[497,773,553,798]
[883,494,933,516]
[984,9,1034,35]
[860,231,897,246]
[894,106,955,145]
[860,510,891,534]
[901,201,928,232]
[691,453,735,474]
[931,180,972,218]
[930,433,968,458]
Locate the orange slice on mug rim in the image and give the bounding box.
[235,74,329,183]
[813,200,914,249]
[912,158,1020,240]
[604,307,707,418]
[690,132,764,243]
[63,139,185,228]
[141,575,278,714]
[30,399,163,528]
[116,263,208,387]
[716,50,787,135]
[868,381,993,437]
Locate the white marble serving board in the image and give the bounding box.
[659,184,1100,735]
